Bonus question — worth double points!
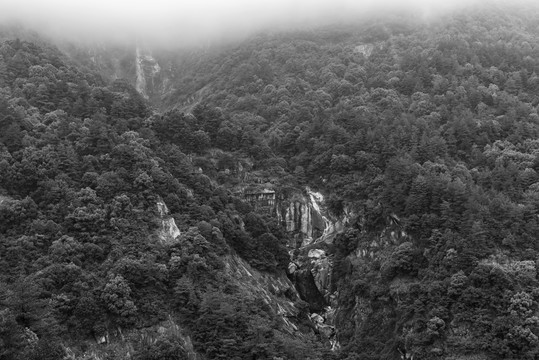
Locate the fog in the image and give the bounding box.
[0,0,522,47]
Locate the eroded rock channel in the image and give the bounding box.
[284,188,350,350]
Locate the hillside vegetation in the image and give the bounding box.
[2,2,539,359]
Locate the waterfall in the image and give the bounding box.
[307,188,330,242]
[135,43,161,99]
[305,187,346,246]
[157,199,180,243]
[135,45,147,98]
[287,188,346,351]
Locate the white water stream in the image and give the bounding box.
[135,44,161,99]
[305,187,345,246]
[303,188,342,350]
[135,45,147,97]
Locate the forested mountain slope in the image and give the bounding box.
[2,2,539,360]
[158,5,539,358]
[0,36,323,360]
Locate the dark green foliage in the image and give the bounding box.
[0,308,27,360]
[380,242,423,280]
[3,3,539,359]
[0,35,307,360]
[192,291,294,359]
[153,110,211,154]
[133,337,188,360]
[27,338,65,360]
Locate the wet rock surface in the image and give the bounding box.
[156,199,181,243]
[292,268,327,313]
[284,188,350,350]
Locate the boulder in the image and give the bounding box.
[293,268,327,312]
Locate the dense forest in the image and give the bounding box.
[2,1,539,359]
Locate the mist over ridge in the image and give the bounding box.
[4,0,539,358]
[0,0,513,48]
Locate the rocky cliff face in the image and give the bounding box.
[275,188,341,248]
[134,44,176,103]
[278,198,325,247]
[135,45,161,99]
[156,198,181,243]
[223,254,305,334]
[274,189,350,350]
[60,42,176,107]
[241,185,350,347]
[64,318,200,360]
[290,245,341,350]
[243,187,329,247]
[282,190,352,296]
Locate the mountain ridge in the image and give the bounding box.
[3,2,539,359]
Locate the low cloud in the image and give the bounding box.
[0,0,502,47]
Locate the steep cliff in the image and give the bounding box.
[223,254,305,334]
[156,198,181,243]
[6,4,539,358]
[58,41,177,107]
[271,189,350,350]
[135,45,161,99]
[278,195,325,247]
[274,188,343,248]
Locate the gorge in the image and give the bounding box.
[3,2,539,359]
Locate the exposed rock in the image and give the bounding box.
[276,188,352,351]
[156,199,180,243]
[354,44,374,57]
[277,191,326,247]
[311,255,332,298]
[239,185,349,348]
[241,186,345,248]
[224,255,301,334]
[318,324,334,339]
[0,195,10,206]
[308,249,326,259]
[293,268,327,312]
[354,213,410,259]
[310,309,338,348]
[324,306,336,325]
[136,45,161,99]
[95,334,108,344]
[288,262,298,274]
[310,313,324,324]
[84,318,199,359]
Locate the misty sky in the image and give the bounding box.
[0,0,485,46]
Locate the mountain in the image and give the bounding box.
[2,2,539,360]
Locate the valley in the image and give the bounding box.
[2,1,539,359]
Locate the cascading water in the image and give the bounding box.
[135,45,147,97]
[306,187,349,246]
[289,188,346,350]
[157,199,181,243]
[135,43,161,99]
[306,188,331,243]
